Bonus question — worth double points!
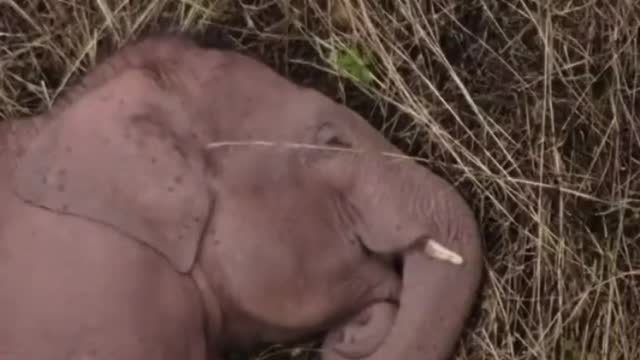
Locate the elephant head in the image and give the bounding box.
[295,97,485,360]
[8,35,483,359]
[253,87,484,360]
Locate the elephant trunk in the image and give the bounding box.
[321,151,484,360]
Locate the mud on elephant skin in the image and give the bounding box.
[0,33,484,359]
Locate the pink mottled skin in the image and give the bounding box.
[0,34,483,360]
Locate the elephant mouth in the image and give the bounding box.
[325,236,467,359]
[358,232,464,272]
[349,232,394,272]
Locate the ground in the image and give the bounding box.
[1,1,639,359]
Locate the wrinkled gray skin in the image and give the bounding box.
[0,35,483,360]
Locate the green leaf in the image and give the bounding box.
[331,46,374,85]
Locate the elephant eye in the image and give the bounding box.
[316,122,352,148]
[325,135,351,148]
[301,122,352,166]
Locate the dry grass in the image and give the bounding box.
[2,0,639,359]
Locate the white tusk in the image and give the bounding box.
[423,239,464,265]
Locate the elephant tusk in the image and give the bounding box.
[423,239,464,265]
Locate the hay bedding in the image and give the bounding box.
[1,1,639,359]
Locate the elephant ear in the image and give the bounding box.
[11,94,211,274]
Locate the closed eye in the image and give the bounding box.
[325,135,351,148]
[316,122,352,148]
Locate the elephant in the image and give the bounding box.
[0,33,484,360]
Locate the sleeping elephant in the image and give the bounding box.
[0,34,483,359]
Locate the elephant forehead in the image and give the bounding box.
[187,54,327,140]
[214,87,397,153]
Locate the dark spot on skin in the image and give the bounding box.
[394,224,402,232]
[56,183,65,192]
[65,146,72,154]
[58,169,66,177]
[174,175,183,184]
[61,204,69,212]
[167,186,174,192]
[41,175,47,185]
[151,157,157,164]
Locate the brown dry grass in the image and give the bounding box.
[1,0,639,359]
